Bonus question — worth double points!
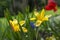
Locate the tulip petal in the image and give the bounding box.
[30,18,36,21]
[19,20,25,26]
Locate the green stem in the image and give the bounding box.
[36,29,38,40]
[36,27,41,40]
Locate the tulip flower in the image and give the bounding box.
[45,0,57,12]
[9,19,28,32]
[30,9,51,27]
[9,19,20,32]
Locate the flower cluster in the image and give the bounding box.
[9,19,28,32]
[30,9,51,28]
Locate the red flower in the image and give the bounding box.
[45,0,57,12]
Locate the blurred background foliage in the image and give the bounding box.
[0,0,60,17]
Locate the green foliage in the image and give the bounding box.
[0,8,60,40]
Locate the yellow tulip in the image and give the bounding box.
[9,19,20,32]
[22,27,28,33]
[34,9,51,26]
[30,9,51,27]
[19,20,25,26]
